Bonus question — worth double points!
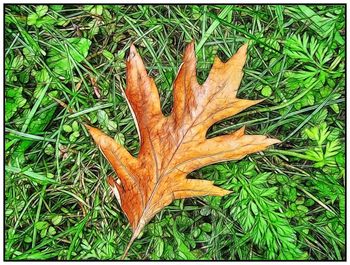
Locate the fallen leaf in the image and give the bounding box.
[85,41,280,258]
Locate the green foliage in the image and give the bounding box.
[5,87,27,122]
[219,163,306,260]
[46,38,92,79]
[303,122,342,168]
[5,4,344,261]
[283,33,344,111]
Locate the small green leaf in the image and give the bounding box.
[252,173,269,186]
[295,197,305,205]
[192,227,201,238]
[297,205,308,213]
[269,212,277,223]
[301,92,314,106]
[108,120,118,131]
[102,50,114,61]
[114,133,125,146]
[72,121,79,131]
[251,202,259,215]
[200,223,212,232]
[90,5,103,15]
[155,237,164,257]
[40,227,48,238]
[12,55,24,69]
[48,226,56,236]
[88,20,100,37]
[35,221,49,230]
[36,16,56,28]
[6,208,13,216]
[68,38,92,62]
[44,144,55,155]
[260,187,278,197]
[24,235,32,243]
[97,110,108,125]
[35,68,50,84]
[27,13,39,25]
[51,215,63,225]
[200,206,211,216]
[261,86,272,97]
[320,86,332,97]
[5,101,17,122]
[330,104,339,114]
[50,5,64,11]
[36,5,49,17]
[69,131,80,142]
[63,124,73,133]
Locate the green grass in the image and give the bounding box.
[5,4,345,260]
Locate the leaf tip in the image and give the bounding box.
[223,189,233,196]
[232,126,246,138]
[183,40,195,61]
[268,138,282,145]
[128,43,137,61]
[84,124,103,144]
[227,42,248,67]
[84,123,93,131]
[255,98,266,105]
[238,42,249,54]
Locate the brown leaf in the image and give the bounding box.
[85,41,280,257]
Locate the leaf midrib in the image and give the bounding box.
[134,76,230,232]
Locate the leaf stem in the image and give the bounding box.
[121,232,138,260]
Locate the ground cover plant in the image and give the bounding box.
[4,4,345,260]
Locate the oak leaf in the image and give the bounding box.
[85,41,280,258]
